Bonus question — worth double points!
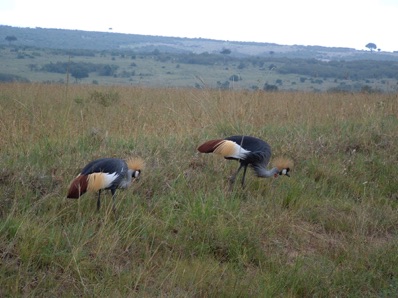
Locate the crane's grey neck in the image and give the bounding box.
[119,169,134,188]
[254,166,279,178]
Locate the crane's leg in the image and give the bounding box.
[241,165,248,188]
[229,164,243,191]
[111,189,117,214]
[97,190,102,211]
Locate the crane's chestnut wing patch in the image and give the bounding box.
[67,174,88,199]
[197,139,224,153]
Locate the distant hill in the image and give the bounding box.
[1,25,398,61]
[1,25,398,92]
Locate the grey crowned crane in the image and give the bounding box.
[197,135,292,188]
[67,157,144,211]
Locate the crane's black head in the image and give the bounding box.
[279,168,290,177]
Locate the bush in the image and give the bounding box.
[89,90,120,107]
[229,74,241,82]
[263,83,278,91]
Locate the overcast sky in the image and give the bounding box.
[1,0,397,52]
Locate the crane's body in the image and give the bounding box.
[198,135,291,188]
[67,157,144,211]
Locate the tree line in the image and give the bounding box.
[40,61,119,81]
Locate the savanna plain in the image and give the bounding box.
[0,83,397,297]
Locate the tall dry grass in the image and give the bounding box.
[0,83,397,296]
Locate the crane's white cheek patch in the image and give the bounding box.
[281,169,287,175]
[133,171,140,178]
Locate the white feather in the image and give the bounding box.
[211,140,251,159]
[103,172,119,187]
[229,141,250,159]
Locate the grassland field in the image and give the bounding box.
[0,83,398,296]
[2,46,398,93]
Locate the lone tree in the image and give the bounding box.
[5,35,17,45]
[365,43,377,52]
[220,48,231,55]
[220,48,231,65]
[70,66,89,82]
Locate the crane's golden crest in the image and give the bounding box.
[127,157,145,171]
[213,140,237,157]
[272,157,294,171]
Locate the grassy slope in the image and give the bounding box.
[0,83,397,296]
